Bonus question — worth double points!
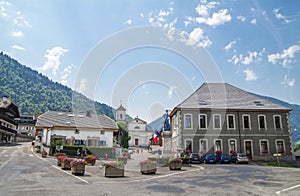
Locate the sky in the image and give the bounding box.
[1,0,300,122]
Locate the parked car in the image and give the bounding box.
[203,154,217,164]
[218,154,231,164]
[189,153,201,164]
[231,153,249,164]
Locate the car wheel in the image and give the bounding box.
[235,160,238,164]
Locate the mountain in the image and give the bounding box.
[0,52,115,119]
[148,116,165,131]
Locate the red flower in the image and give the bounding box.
[278,150,285,153]
[261,150,268,153]
[215,150,222,155]
[230,150,237,154]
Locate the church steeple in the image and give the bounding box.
[116,102,126,123]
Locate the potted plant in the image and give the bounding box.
[41,151,47,158]
[230,150,237,155]
[61,157,74,170]
[261,150,269,154]
[104,161,124,177]
[84,154,97,165]
[278,150,285,153]
[57,155,66,166]
[139,160,157,174]
[117,155,127,165]
[70,159,87,176]
[168,158,183,170]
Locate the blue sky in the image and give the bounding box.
[1,0,300,122]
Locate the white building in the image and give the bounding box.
[128,116,153,147]
[35,111,118,147]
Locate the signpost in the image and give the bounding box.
[273,153,282,166]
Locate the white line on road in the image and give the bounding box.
[275,184,300,195]
[52,165,89,184]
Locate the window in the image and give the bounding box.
[276,140,285,153]
[120,113,123,119]
[199,139,208,154]
[99,140,107,146]
[74,129,80,134]
[184,114,192,129]
[199,114,207,129]
[258,115,267,129]
[228,139,237,154]
[243,115,251,129]
[260,140,269,154]
[134,126,140,129]
[227,114,235,129]
[100,130,105,135]
[185,140,193,154]
[214,139,222,152]
[274,115,282,130]
[213,114,221,129]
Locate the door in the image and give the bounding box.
[245,141,252,159]
[135,138,139,146]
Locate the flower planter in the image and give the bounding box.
[61,159,72,170]
[57,159,61,166]
[41,154,47,158]
[104,165,124,177]
[117,157,127,165]
[140,162,157,174]
[169,162,182,170]
[71,163,85,176]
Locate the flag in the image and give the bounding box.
[152,130,160,143]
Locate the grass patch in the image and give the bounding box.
[262,162,294,168]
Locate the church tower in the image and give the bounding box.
[116,103,126,123]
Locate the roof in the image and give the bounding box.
[35,111,118,131]
[129,116,147,125]
[116,104,126,111]
[171,83,291,115]
[0,96,20,118]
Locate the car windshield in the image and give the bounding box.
[239,154,247,157]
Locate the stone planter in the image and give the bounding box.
[140,162,157,174]
[61,159,72,170]
[71,163,85,176]
[169,162,182,170]
[104,165,124,177]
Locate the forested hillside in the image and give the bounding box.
[0,52,115,119]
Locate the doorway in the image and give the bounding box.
[245,141,252,159]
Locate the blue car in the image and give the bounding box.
[203,154,216,164]
[218,154,231,164]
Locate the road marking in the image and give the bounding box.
[276,184,300,195]
[52,165,89,184]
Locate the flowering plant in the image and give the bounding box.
[55,152,66,158]
[278,150,285,153]
[215,150,222,155]
[139,159,157,166]
[168,158,183,164]
[70,159,88,167]
[60,157,74,163]
[230,150,237,154]
[104,161,124,168]
[85,155,97,161]
[57,155,66,161]
[261,150,268,153]
[41,151,47,155]
[200,150,207,154]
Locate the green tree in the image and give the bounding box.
[294,142,300,152]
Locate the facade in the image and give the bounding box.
[35,111,118,147]
[15,114,37,136]
[128,116,153,147]
[0,96,20,143]
[115,104,126,123]
[169,83,293,161]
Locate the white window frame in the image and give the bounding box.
[227,114,236,130]
[199,114,207,129]
[184,114,193,129]
[199,139,208,154]
[228,139,237,153]
[213,114,221,130]
[273,115,282,130]
[258,115,267,130]
[244,139,254,156]
[242,114,251,130]
[275,139,286,153]
[214,139,222,152]
[259,139,269,154]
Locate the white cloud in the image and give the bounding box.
[237,15,246,22]
[124,19,132,25]
[140,13,144,18]
[228,49,264,65]
[281,75,295,87]
[76,78,87,93]
[41,47,68,76]
[197,9,232,27]
[11,45,25,51]
[250,18,256,24]
[181,28,212,48]
[273,8,291,24]
[61,64,75,85]
[243,68,257,81]
[268,45,300,67]
[12,30,23,37]
[224,40,236,51]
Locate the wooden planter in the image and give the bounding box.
[57,159,62,166]
[61,159,71,170]
[140,163,157,174]
[105,165,124,177]
[117,157,127,165]
[71,163,85,176]
[169,162,182,170]
[41,154,47,158]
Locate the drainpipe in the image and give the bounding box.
[237,110,242,153]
